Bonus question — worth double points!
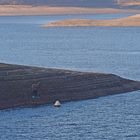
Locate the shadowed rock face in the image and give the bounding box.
[0,63,140,110]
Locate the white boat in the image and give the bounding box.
[54,100,61,107]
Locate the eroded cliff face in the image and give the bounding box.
[0,63,140,110]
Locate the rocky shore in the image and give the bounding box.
[0,63,140,110]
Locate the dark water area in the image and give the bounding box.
[0,92,140,140]
[0,14,140,139]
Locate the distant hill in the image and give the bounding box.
[0,0,140,8]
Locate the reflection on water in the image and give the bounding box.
[0,15,140,139]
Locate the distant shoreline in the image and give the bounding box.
[0,5,139,16]
[44,14,140,27]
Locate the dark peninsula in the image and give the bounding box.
[0,63,140,110]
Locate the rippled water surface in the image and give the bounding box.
[0,14,140,139]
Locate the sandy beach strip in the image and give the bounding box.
[44,14,140,27]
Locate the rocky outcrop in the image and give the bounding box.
[0,63,140,110]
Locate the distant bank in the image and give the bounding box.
[0,0,140,8]
[0,5,139,16]
[0,63,140,110]
[44,14,140,27]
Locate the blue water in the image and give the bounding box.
[0,14,140,139]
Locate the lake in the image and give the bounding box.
[0,14,140,140]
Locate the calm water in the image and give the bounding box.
[0,14,140,139]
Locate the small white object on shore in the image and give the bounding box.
[54,100,61,107]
